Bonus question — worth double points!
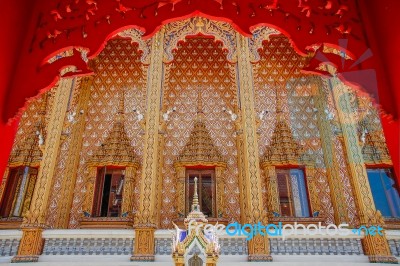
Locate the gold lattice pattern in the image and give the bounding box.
[177,119,225,164]
[66,39,148,228]
[253,35,335,223]
[161,37,239,227]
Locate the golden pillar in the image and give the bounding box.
[235,33,272,262]
[12,78,74,262]
[175,166,186,217]
[0,167,10,203]
[121,166,138,215]
[260,165,279,216]
[82,166,97,213]
[328,77,397,263]
[131,28,165,262]
[54,77,93,228]
[215,166,225,217]
[313,78,349,225]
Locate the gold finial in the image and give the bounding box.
[192,176,199,211]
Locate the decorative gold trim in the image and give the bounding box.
[11,227,44,262]
[327,76,396,262]
[121,166,138,216]
[55,76,92,228]
[135,29,165,228]
[312,78,350,225]
[236,33,271,260]
[130,227,155,261]
[163,17,237,63]
[0,167,10,207]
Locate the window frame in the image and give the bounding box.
[185,168,216,218]
[366,166,400,218]
[275,166,311,218]
[92,166,126,218]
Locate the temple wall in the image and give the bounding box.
[161,37,240,226]
[2,27,395,231]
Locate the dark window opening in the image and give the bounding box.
[93,167,125,217]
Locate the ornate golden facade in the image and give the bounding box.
[1,17,398,264]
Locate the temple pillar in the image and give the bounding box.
[327,77,397,264]
[55,76,93,228]
[235,33,272,262]
[12,78,74,262]
[313,78,349,225]
[131,28,165,262]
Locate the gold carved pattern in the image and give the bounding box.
[87,122,138,167]
[176,120,225,165]
[11,228,44,262]
[253,35,334,224]
[312,78,352,225]
[362,234,398,263]
[163,17,237,63]
[155,127,165,227]
[261,166,279,216]
[118,28,151,64]
[161,37,239,227]
[83,166,97,213]
[22,78,73,228]
[247,235,273,262]
[328,79,376,224]
[215,166,225,217]
[13,79,72,261]
[175,166,186,217]
[135,29,164,227]
[327,78,396,263]
[249,27,280,62]
[69,39,147,228]
[49,77,92,228]
[356,95,392,165]
[122,166,138,215]
[236,33,266,224]
[303,165,321,214]
[131,228,155,261]
[261,120,304,165]
[0,167,10,204]
[21,171,38,217]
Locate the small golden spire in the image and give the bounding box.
[192,176,199,211]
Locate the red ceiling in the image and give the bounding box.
[0,0,399,182]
